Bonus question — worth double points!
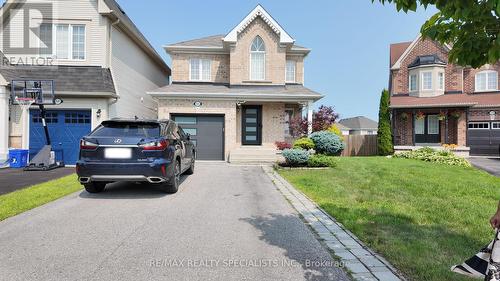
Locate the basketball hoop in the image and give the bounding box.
[15,97,36,111]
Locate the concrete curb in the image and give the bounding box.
[263,166,405,281]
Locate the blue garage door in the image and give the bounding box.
[30,110,91,165]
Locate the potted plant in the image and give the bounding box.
[400,112,409,121]
[416,111,425,120]
[450,110,461,119]
[438,111,447,121]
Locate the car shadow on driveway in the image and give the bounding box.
[241,213,350,281]
[79,176,188,199]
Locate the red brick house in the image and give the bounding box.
[389,35,500,156]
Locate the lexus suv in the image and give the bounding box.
[76,119,195,194]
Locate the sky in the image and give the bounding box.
[117,0,437,121]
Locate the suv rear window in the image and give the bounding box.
[91,122,160,138]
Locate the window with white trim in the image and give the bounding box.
[421,71,432,90]
[286,60,296,83]
[415,118,425,134]
[475,70,498,92]
[438,72,444,90]
[492,122,500,129]
[428,115,439,134]
[39,23,86,60]
[409,74,417,91]
[250,36,265,80]
[189,58,211,81]
[468,122,490,129]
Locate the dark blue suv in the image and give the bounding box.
[76,119,195,193]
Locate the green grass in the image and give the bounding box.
[278,157,500,281]
[0,174,82,221]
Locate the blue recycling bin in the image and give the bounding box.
[9,149,29,168]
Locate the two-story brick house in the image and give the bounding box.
[390,35,500,156]
[0,0,170,164]
[149,5,323,161]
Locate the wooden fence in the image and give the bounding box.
[341,135,378,156]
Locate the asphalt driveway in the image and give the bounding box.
[0,162,349,281]
[0,167,74,195]
[470,157,500,177]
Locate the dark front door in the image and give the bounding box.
[242,105,262,145]
[415,115,440,144]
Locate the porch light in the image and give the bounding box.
[96,109,102,119]
[490,111,496,121]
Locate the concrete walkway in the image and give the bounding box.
[0,162,349,281]
[469,157,500,177]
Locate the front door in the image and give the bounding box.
[415,115,440,144]
[242,105,262,145]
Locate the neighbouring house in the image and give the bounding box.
[335,123,350,136]
[338,116,378,135]
[0,0,171,164]
[389,35,500,156]
[148,5,323,162]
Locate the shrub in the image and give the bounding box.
[310,131,345,155]
[328,124,344,140]
[394,147,471,167]
[307,154,338,168]
[293,138,315,150]
[282,149,310,166]
[275,141,292,151]
[377,89,394,155]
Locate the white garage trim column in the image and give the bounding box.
[0,86,9,161]
[307,100,313,136]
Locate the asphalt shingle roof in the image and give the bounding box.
[408,54,446,68]
[0,65,116,94]
[339,116,378,130]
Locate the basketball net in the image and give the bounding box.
[15,97,35,149]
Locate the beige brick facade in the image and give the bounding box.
[170,53,230,83]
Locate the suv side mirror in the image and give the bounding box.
[186,134,191,141]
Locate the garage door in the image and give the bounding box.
[172,114,224,160]
[30,109,92,165]
[468,121,500,156]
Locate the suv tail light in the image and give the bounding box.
[80,139,98,150]
[139,139,169,151]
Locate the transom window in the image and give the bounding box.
[421,71,432,90]
[468,122,490,129]
[189,59,211,81]
[475,70,498,92]
[286,60,296,83]
[32,112,58,123]
[250,36,266,80]
[65,112,90,124]
[39,23,86,60]
[409,74,417,91]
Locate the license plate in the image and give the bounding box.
[104,148,132,159]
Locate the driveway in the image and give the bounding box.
[0,167,74,195]
[0,162,349,281]
[470,157,500,177]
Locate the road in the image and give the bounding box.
[0,162,350,281]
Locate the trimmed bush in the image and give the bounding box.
[327,124,344,140]
[394,147,471,167]
[310,131,345,155]
[275,141,292,151]
[293,138,315,150]
[307,155,338,168]
[282,149,310,166]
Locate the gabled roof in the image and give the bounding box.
[339,116,378,130]
[391,34,452,70]
[408,54,446,68]
[223,4,294,44]
[390,41,411,67]
[167,35,225,48]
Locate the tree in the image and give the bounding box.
[289,105,339,138]
[377,89,393,156]
[374,0,500,68]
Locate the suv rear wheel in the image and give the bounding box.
[84,182,106,193]
[161,160,180,193]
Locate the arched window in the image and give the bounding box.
[475,70,498,92]
[250,36,265,80]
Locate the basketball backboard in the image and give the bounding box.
[11,80,57,105]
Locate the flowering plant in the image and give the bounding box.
[400,112,409,121]
[438,111,447,121]
[416,111,425,120]
[442,144,458,150]
[450,110,461,119]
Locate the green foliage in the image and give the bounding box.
[293,138,315,150]
[282,149,310,166]
[307,154,338,168]
[327,124,344,140]
[374,0,500,67]
[394,147,471,167]
[310,131,346,155]
[377,89,393,156]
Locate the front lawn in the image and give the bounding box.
[279,157,500,281]
[0,174,81,221]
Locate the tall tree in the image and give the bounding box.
[377,89,393,156]
[289,105,339,138]
[374,0,500,68]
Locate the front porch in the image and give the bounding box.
[392,108,470,157]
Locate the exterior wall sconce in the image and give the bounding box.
[489,110,496,121]
[96,109,102,119]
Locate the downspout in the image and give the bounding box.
[107,18,121,108]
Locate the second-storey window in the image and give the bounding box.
[438,72,444,90]
[421,71,432,90]
[409,74,417,91]
[286,60,296,83]
[40,23,86,60]
[475,70,498,92]
[250,36,266,80]
[190,59,211,81]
